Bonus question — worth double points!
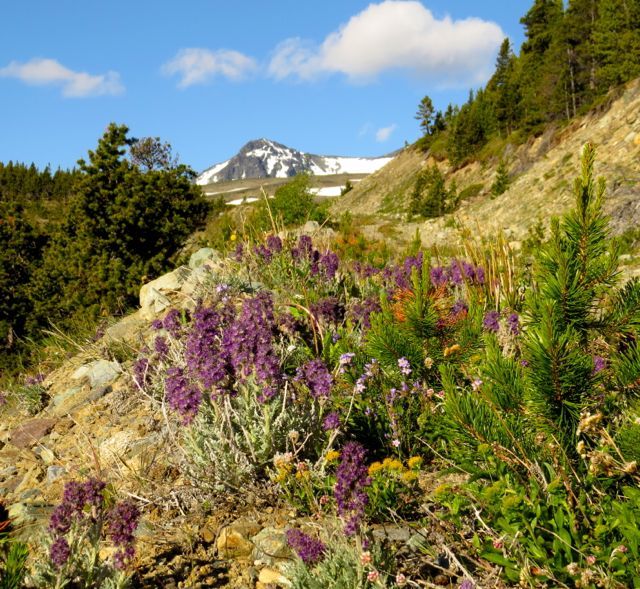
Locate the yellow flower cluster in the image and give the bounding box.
[325,450,341,463]
[368,456,423,483]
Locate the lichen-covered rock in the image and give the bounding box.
[139,266,192,319]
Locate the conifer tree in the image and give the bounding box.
[444,144,640,478]
[34,123,208,322]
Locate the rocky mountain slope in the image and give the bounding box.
[196,138,394,185]
[333,79,640,256]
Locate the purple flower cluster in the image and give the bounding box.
[106,500,140,570]
[349,297,381,330]
[310,297,345,325]
[319,251,339,280]
[253,244,273,262]
[154,336,169,358]
[49,537,71,568]
[296,358,333,399]
[451,299,469,316]
[323,411,341,431]
[382,252,425,290]
[162,308,183,337]
[507,312,520,335]
[334,441,371,535]
[266,234,283,254]
[483,311,501,333]
[286,528,326,565]
[165,367,202,425]
[431,259,485,289]
[48,478,112,568]
[353,262,381,279]
[223,293,281,396]
[49,479,107,537]
[132,357,150,389]
[185,306,228,390]
[593,355,607,374]
[398,357,412,376]
[292,235,314,261]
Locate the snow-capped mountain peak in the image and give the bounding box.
[196,139,394,185]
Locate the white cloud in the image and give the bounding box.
[163,48,257,87]
[268,1,504,86]
[375,124,397,142]
[0,58,124,97]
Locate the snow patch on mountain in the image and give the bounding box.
[196,138,394,185]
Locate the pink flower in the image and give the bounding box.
[367,570,379,582]
[493,538,504,549]
[586,555,597,565]
[392,439,401,448]
[395,573,408,586]
[360,550,372,565]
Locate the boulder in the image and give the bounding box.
[9,418,58,449]
[188,247,221,269]
[139,267,192,319]
[71,359,121,390]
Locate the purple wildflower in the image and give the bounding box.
[323,411,341,431]
[593,356,607,374]
[334,442,371,535]
[253,244,273,262]
[296,358,333,399]
[107,500,140,570]
[133,357,149,389]
[311,297,345,325]
[430,266,448,288]
[83,478,106,508]
[451,299,469,316]
[398,357,412,376]
[483,311,501,333]
[349,297,381,330]
[507,312,520,335]
[292,235,314,261]
[448,260,464,285]
[286,529,326,565]
[222,292,281,392]
[185,306,228,390]
[474,266,486,285]
[165,367,202,424]
[154,336,169,358]
[49,537,71,568]
[162,309,183,337]
[320,251,339,280]
[233,242,244,261]
[151,319,163,330]
[48,504,73,535]
[266,234,283,254]
[460,580,475,589]
[338,352,355,373]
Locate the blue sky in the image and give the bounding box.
[0,1,531,172]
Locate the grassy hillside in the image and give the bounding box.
[332,78,640,267]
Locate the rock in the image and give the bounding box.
[139,267,192,319]
[217,526,255,560]
[9,418,58,449]
[301,220,320,234]
[99,430,135,464]
[0,466,17,479]
[71,359,121,390]
[47,465,66,482]
[188,247,221,269]
[251,527,290,566]
[103,312,147,344]
[258,568,291,587]
[180,265,212,298]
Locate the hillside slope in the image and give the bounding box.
[333,79,640,251]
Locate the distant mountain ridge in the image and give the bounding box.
[196,138,395,185]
